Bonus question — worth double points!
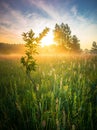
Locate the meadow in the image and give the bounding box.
[0,54,97,130]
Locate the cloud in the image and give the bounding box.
[0,1,58,43]
[0,0,97,49]
[28,0,61,20]
[0,2,53,43]
[71,6,77,16]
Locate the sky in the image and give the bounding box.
[0,0,97,49]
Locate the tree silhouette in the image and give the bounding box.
[53,23,71,50]
[70,35,80,53]
[91,41,97,54]
[53,23,81,53]
[53,24,61,46]
[21,27,49,86]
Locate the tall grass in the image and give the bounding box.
[0,55,97,130]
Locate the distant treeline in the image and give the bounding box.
[0,43,25,54]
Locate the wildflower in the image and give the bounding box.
[56,98,59,104]
[36,84,39,91]
[60,77,63,88]
[63,85,68,91]
[52,67,55,72]
[54,73,57,80]
[63,110,66,127]
[48,70,52,76]
[72,124,76,130]
[56,119,60,130]
[42,71,45,77]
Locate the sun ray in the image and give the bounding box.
[41,30,55,47]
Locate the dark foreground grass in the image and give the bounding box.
[0,55,97,130]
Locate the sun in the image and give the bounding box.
[40,30,55,47]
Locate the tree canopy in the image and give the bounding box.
[53,23,81,53]
[91,41,97,54]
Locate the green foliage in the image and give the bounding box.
[91,41,97,54]
[21,28,49,74]
[53,23,81,53]
[53,23,71,50]
[0,55,97,130]
[70,35,80,52]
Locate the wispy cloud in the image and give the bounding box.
[71,6,77,16]
[0,0,97,49]
[28,0,62,20]
[0,2,52,43]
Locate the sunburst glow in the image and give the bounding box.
[41,31,55,47]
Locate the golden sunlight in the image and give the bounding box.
[41,31,55,47]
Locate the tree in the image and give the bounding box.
[53,24,61,45]
[70,35,80,53]
[53,23,81,53]
[21,27,49,86]
[91,41,97,54]
[53,23,71,51]
[84,49,90,54]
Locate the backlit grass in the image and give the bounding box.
[0,55,97,130]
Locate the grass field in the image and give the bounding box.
[0,54,97,130]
